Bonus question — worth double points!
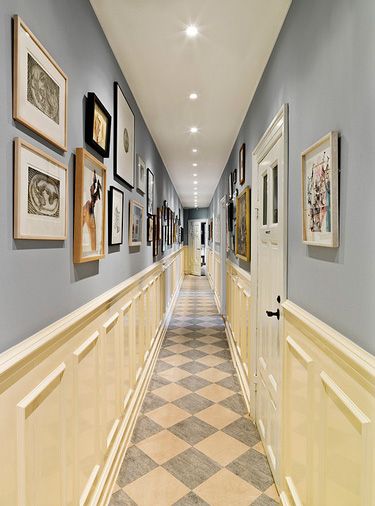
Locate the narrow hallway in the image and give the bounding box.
[110,276,278,506]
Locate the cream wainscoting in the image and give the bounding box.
[280,300,375,506]
[207,247,221,312]
[207,246,214,291]
[183,245,189,274]
[0,248,184,506]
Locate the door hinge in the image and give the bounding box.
[255,207,259,219]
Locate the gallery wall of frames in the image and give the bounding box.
[0,2,183,353]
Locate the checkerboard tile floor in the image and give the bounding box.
[110,276,279,506]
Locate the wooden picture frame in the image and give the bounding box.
[129,200,144,247]
[302,131,339,247]
[74,148,106,263]
[235,186,250,261]
[147,168,154,215]
[14,137,68,240]
[108,186,124,246]
[239,143,246,185]
[114,82,135,187]
[85,92,111,158]
[13,16,68,151]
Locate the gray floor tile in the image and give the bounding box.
[223,418,261,446]
[215,360,235,374]
[217,375,240,391]
[173,491,210,506]
[131,415,163,444]
[109,490,137,506]
[179,361,208,374]
[116,446,157,487]
[169,416,217,444]
[251,494,279,506]
[164,448,220,489]
[148,374,170,391]
[183,339,207,348]
[214,349,232,360]
[173,393,213,414]
[141,392,168,413]
[181,349,208,360]
[220,393,247,415]
[159,348,174,358]
[155,360,174,372]
[227,449,273,491]
[178,375,210,392]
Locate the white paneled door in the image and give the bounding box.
[189,220,202,276]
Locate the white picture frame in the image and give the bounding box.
[114,82,135,187]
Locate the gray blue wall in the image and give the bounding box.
[0,0,182,352]
[183,208,209,245]
[209,0,375,354]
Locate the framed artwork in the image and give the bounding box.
[153,214,158,257]
[114,82,134,187]
[239,143,246,185]
[147,169,154,215]
[157,208,162,240]
[235,186,250,261]
[85,93,111,158]
[14,137,67,240]
[302,131,339,247]
[108,186,123,246]
[233,168,237,184]
[161,225,166,253]
[13,16,68,151]
[163,200,168,220]
[136,154,146,194]
[147,215,154,243]
[129,200,144,247]
[227,201,234,232]
[74,148,106,263]
[228,171,233,200]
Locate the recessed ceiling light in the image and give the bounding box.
[192,163,198,167]
[186,25,198,38]
[192,148,198,153]
[189,92,198,100]
[193,173,197,177]
[194,192,198,195]
[190,126,198,134]
[193,181,198,184]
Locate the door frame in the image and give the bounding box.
[188,218,208,275]
[250,104,289,421]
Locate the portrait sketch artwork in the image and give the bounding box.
[28,166,60,217]
[93,103,107,150]
[129,200,144,246]
[27,53,60,124]
[109,187,123,246]
[235,187,250,261]
[114,82,135,187]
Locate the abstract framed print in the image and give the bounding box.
[147,215,154,243]
[14,137,68,240]
[108,186,123,246]
[13,16,68,151]
[235,186,250,262]
[302,132,339,247]
[239,143,246,185]
[85,92,111,158]
[129,200,144,247]
[74,148,106,263]
[147,168,154,216]
[136,154,146,194]
[114,82,134,187]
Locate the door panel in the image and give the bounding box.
[189,220,201,276]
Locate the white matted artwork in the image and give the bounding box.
[14,137,67,240]
[136,154,146,194]
[114,82,134,187]
[129,200,144,247]
[13,16,68,151]
[302,131,339,247]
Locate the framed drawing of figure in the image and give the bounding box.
[14,137,68,240]
[108,186,124,246]
[74,148,106,263]
[129,200,144,247]
[302,132,339,247]
[147,168,154,215]
[114,82,134,187]
[13,16,68,151]
[85,92,111,158]
[239,143,246,185]
[235,186,250,261]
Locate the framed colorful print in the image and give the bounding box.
[153,214,158,257]
[74,148,106,263]
[114,82,134,187]
[228,171,233,200]
[302,132,339,247]
[14,137,67,240]
[13,16,68,151]
[108,186,123,246]
[85,92,111,158]
[136,154,146,194]
[239,143,246,185]
[147,168,154,215]
[235,186,250,261]
[147,215,154,243]
[129,200,144,247]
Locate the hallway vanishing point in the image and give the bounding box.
[110,276,279,506]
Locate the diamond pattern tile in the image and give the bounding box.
[163,448,220,489]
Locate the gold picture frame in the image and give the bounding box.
[74,148,106,263]
[235,186,251,261]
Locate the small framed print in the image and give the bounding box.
[108,186,123,246]
[235,186,251,262]
[161,225,166,253]
[129,200,144,247]
[147,215,154,243]
[233,168,237,184]
[85,93,111,158]
[302,131,339,247]
[114,82,135,187]
[239,143,246,185]
[14,137,68,240]
[74,148,106,263]
[153,214,158,257]
[147,168,154,215]
[163,201,168,220]
[136,154,146,194]
[228,171,233,200]
[157,207,162,240]
[13,16,68,151]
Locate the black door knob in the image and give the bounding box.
[266,309,280,320]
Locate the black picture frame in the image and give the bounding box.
[147,216,154,243]
[228,201,234,232]
[233,168,237,184]
[85,92,111,158]
[108,186,124,246]
[239,143,246,185]
[147,168,154,215]
[228,171,233,200]
[113,81,135,188]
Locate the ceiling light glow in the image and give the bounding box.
[193,181,198,184]
[193,163,198,167]
[189,92,198,100]
[193,173,197,177]
[186,25,198,38]
[190,126,198,133]
[192,148,198,153]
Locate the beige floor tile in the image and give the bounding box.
[137,430,190,464]
[198,344,223,354]
[196,404,240,429]
[253,441,266,455]
[111,482,121,494]
[198,336,221,344]
[125,467,189,506]
[197,368,230,383]
[153,383,191,402]
[196,355,226,367]
[194,469,261,506]
[197,384,233,402]
[162,354,192,367]
[265,483,280,501]
[165,343,191,354]
[168,335,191,343]
[158,367,191,382]
[147,403,190,428]
[195,431,248,466]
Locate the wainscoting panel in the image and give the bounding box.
[0,248,184,506]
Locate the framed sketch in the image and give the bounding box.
[302,132,339,247]
[239,143,246,185]
[147,168,154,215]
[14,137,67,240]
[153,214,158,257]
[74,148,106,263]
[85,93,111,158]
[114,82,134,187]
[228,171,233,200]
[136,154,146,194]
[13,16,68,151]
[108,186,123,246]
[129,200,144,247]
[147,215,154,243]
[235,186,250,261]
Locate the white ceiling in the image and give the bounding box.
[90,0,291,208]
